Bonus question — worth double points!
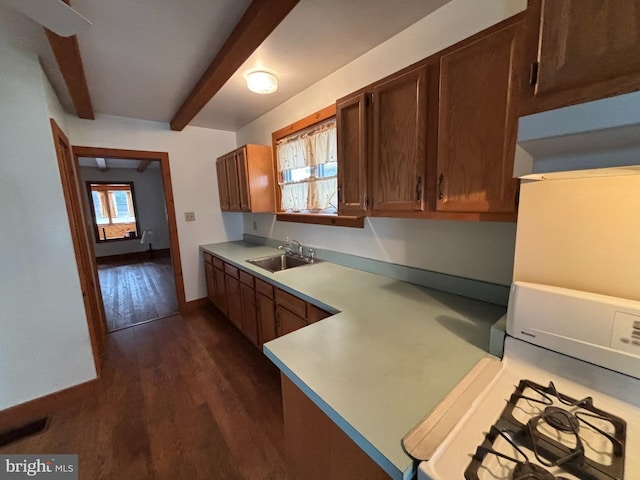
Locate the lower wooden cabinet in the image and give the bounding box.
[205,253,228,315]
[225,266,243,330]
[276,305,309,337]
[257,292,277,344]
[239,271,259,346]
[213,265,227,315]
[203,255,333,347]
[256,278,277,344]
[204,257,216,304]
[282,375,390,480]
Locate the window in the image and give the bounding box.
[86,182,140,242]
[276,119,338,213]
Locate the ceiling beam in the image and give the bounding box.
[95,157,107,171]
[169,0,300,131]
[137,160,152,172]
[45,1,94,119]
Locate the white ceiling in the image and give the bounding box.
[78,157,160,169]
[2,0,453,132]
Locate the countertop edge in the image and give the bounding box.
[263,345,413,480]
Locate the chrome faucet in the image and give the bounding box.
[291,239,303,257]
[278,239,294,256]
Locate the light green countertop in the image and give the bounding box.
[201,241,506,480]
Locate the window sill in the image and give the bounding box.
[276,213,364,228]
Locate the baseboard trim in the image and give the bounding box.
[96,248,170,265]
[0,378,100,433]
[185,297,209,312]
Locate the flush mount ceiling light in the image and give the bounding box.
[245,70,278,94]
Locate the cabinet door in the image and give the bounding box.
[371,65,428,214]
[276,305,309,337]
[204,261,215,303]
[436,20,521,213]
[257,293,276,344]
[213,266,228,315]
[225,153,241,211]
[337,92,368,215]
[216,158,230,211]
[522,0,640,114]
[225,274,242,329]
[235,148,251,212]
[240,281,259,346]
[307,304,331,323]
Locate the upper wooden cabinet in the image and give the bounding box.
[371,65,428,215]
[436,18,522,213]
[215,144,275,213]
[336,65,430,218]
[216,158,230,211]
[521,0,640,115]
[336,15,522,222]
[337,92,368,215]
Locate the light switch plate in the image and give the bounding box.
[184,211,196,222]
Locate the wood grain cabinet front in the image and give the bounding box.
[210,260,228,316]
[435,17,522,214]
[520,0,640,115]
[204,261,216,304]
[215,144,275,213]
[371,64,429,215]
[337,92,369,216]
[202,256,333,346]
[239,272,259,346]
[335,14,523,222]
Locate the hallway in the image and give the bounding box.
[98,255,179,331]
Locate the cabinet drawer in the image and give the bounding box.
[224,263,239,278]
[204,252,214,265]
[255,278,274,299]
[213,257,224,269]
[276,288,307,318]
[239,270,254,287]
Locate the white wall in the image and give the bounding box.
[513,174,640,301]
[237,0,526,286]
[80,166,171,257]
[66,115,240,301]
[43,72,68,133]
[0,38,97,410]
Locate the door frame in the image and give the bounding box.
[50,120,105,374]
[71,146,187,323]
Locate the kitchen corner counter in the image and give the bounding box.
[200,241,506,480]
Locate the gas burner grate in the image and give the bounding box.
[465,379,627,480]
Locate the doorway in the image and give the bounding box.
[71,146,187,335]
[77,155,180,331]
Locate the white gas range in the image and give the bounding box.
[404,281,640,480]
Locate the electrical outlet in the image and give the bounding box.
[184,211,196,222]
[252,221,257,231]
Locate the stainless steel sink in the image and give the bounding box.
[247,254,318,273]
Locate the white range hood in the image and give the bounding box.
[515,91,640,177]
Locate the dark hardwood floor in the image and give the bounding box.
[98,256,179,331]
[0,307,289,480]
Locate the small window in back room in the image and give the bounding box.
[86,182,141,242]
[276,118,337,213]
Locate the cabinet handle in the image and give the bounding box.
[337,184,342,203]
[438,174,444,200]
[416,175,423,202]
